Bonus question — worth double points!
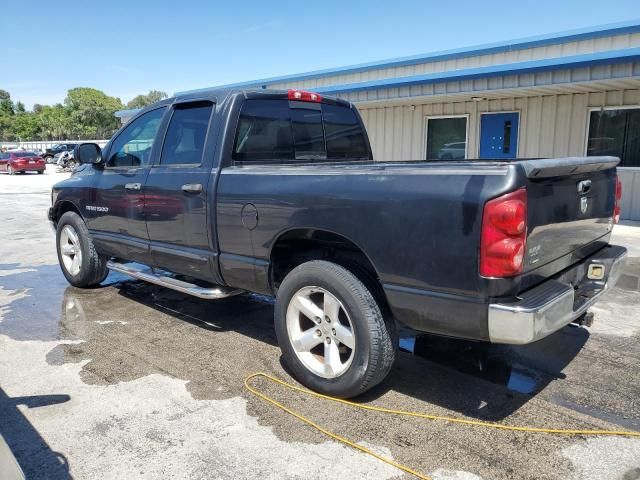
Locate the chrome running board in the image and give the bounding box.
[107,260,243,300]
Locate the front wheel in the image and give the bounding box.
[274,260,397,398]
[56,211,108,288]
[37,170,44,174]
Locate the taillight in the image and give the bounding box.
[614,174,622,224]
[287,89,322,103]
[480,188,527,278]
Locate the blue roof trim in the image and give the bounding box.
[309,47,640,95]
[179,19,640,94]
[114,108,141,118]
[114,108,141,117]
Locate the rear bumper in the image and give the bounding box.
[12,162,44,171]
[488,244,627,344]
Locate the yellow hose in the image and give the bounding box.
[244,372,640,480]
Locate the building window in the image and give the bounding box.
[587,108,640,167]
[425,116,468,160]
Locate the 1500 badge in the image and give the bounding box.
[85,205,109,213]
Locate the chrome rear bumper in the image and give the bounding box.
[488,245,627,344]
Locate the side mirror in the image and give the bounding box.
[74,143,103,165]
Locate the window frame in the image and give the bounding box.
[230,98,372,166]
[104,105,168,170]
[231,98,295,165]
[322,103,370,160]
[423,114,470,160]
[584,105,640,170]
[155,100,215,169]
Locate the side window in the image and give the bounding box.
[233,100,293,162]
[322,104,369,159]
[160,102,213,166]
[107,107,165,168]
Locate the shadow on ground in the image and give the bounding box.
[0,388,71,479]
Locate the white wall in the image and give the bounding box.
[6,140,109,151]
[357,88,640,220]
[357,89,640,161]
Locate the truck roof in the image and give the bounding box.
[121,88,351,122]
[170,87,350,107]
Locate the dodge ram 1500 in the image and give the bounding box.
[49,88,626,397]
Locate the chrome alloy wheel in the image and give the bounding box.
[59,225,82,276]
[286,286,356,379]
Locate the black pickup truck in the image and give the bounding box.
[49,88,626,398]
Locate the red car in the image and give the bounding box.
[0,151,46,175]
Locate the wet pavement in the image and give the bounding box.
[1,168,640,479]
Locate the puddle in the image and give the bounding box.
[399,330,543,395]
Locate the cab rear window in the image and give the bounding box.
[232,99,369,163]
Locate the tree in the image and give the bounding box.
[38,104,71,140]
[0,90,14,116]
[65,87,123,139]
[0,90,15,140]
[126,90,168,109]
[15,101,26,113]
[12,113,39,140]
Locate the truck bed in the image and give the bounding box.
[217,156,620,340]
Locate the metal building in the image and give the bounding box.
[119,20,640,220]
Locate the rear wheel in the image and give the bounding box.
[56,211,108,288]
[274,260,396,398]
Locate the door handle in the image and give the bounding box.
[182,183,203,193]
[125,182,142,191]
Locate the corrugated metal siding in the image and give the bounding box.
[268,33,640,90]
[331,63,640,104]
[358,89,640,161]
[619,169,640,220]
[357,89,640,219]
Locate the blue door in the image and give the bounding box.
[479,112,519,159]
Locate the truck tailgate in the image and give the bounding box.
[520,156,619,272]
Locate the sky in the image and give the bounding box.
[2,0,639,109]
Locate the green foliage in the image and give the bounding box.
[64,87,123,139]
[0,87,165,142]
[0,90,14,116]
[126,90,168,109]
[39,104,72,139]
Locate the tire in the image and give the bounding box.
[37,170,44,175]
[274,260,397,398]
[56,211,108,288]
[7,165,14,175]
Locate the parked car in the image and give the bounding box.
[43,143,77,163]
[0,151,45,174]
[48,88,626,398]
[437,141,466,160]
